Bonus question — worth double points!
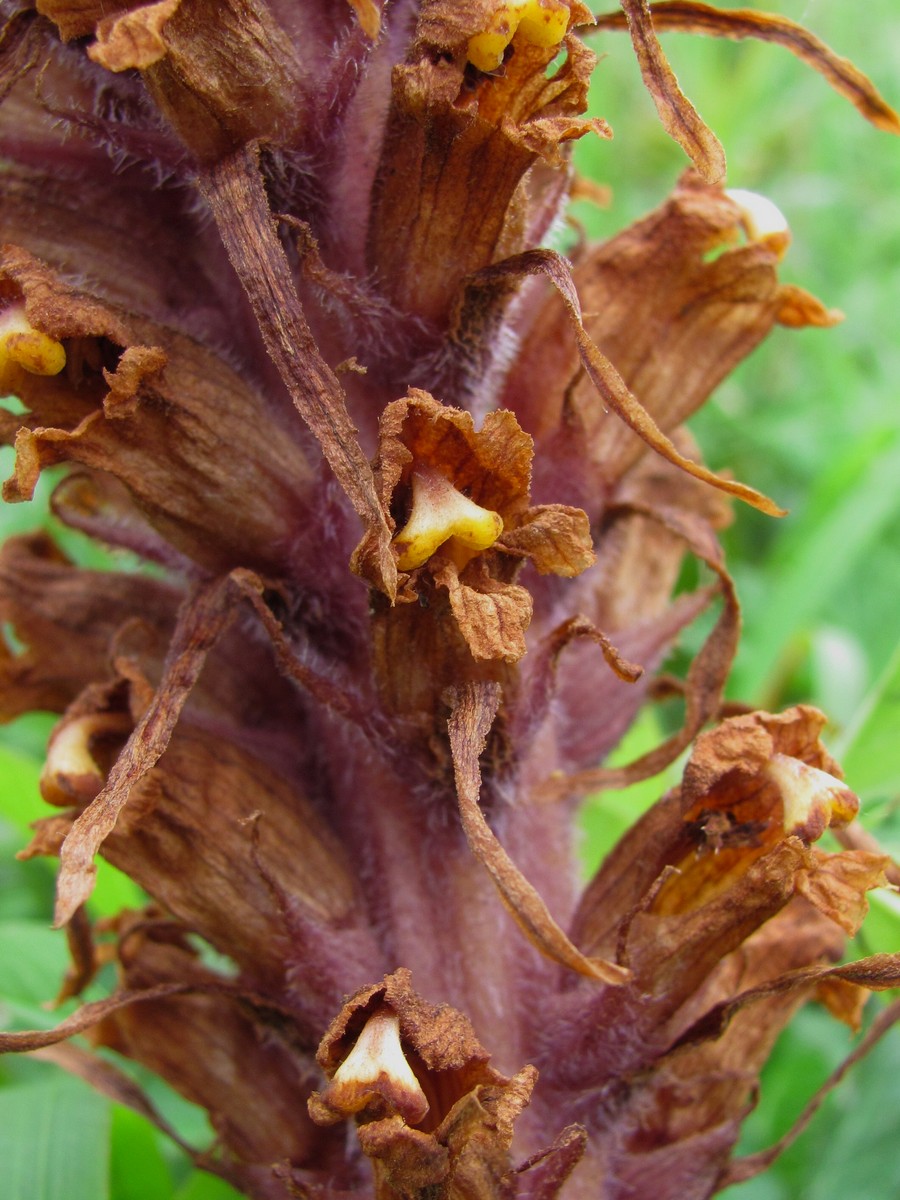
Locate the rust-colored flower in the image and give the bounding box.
[1,2,900,1199]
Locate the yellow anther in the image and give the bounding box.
[322,1007,429,1125]
[0,303,66,380]
[766,753,858,840]
[467,0,570,73]
[725,188,792,261]
[393,465,503,571]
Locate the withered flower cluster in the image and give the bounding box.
[1,2,899,1198]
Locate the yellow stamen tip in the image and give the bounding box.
[393,465,503,571]
[467,0,569,73]
[0,304,66,378]
[725,188,792,261]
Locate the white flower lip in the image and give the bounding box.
[326,1006,430,1125]
[765,752,858,841]
[725,187,791,260]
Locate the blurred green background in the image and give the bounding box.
[2,2,900,1197]
[576,2,900,1197]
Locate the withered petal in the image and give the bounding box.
[88,0,179,72]
[367,390,534,523]
[356,1115,450,1189]
[814,975,870,1033]
[0,248,313,575]
[199,146,397,599]
[476,246,783,516]
[543,504,739,802]
[54,576,238,926]
[367,2,602,325]
[776,282,844,328]
[594,2,900,135]
[497,504,595,577]
[617,0,726,183]
[795,849,889,936]
[447,680,629,984]
[571,704,862,978]
[314,968,500,1083]
[434,558,533,664]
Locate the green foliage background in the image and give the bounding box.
[2,2,899,1196]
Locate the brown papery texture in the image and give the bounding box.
[1,3,899,1200]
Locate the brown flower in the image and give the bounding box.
[356,389,594,719]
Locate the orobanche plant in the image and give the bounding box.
[1,2,899,1198]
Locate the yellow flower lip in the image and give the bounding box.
[0,303,66,379]
[725,188,792,261]
[467,0,570,74]
[317,1006,430,1125]
[392,464,504,572]
[765,752,858,841]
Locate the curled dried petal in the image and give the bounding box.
[475,246,784,515]
[54,577,239,926]
[448,681,629,984]
[594,2,900,134]
[618,0,726,182]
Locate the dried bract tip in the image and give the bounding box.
[726,187,792,260]
[766,752,859,842]
[468,0,570,72]
[309,1006,429,1127]
[393,465,504,571]
[39,713,133,808]
[0,303,66,382]
[347,0,381,40]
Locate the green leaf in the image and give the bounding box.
[0,741,43,833]
[173,1172,245,1200]
[110,1106,173,1200]
[857,889,900,959]
[835,637,900,801]
[0,1073,110,1200]
[803,1008,900,1200]
[737,430,900,703]
[0,740,146,918]
[90,860,147,918]
[0,919,69,1012]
